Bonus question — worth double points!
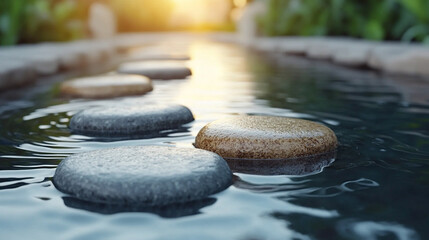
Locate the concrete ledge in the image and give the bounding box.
[2,33,428,92]
[248,37,429,78]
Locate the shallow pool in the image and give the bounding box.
[1,40,428,240]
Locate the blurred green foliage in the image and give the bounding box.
[0,0,173,45]
[259,0,429,43]
[0,0,90,45]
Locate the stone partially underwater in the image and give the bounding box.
[195,115,338,159]
[195,115,338,175]
[225,151,336,175]
[53,146,232,206]
[60,74,153,99]
[69,104,194,137]
[118,61,192,80]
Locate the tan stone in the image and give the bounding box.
[118,61,192,80]
[195,116,337,160]
[60,74,153,99]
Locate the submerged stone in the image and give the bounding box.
[69,104,194,136]
[53,146,232,206]
[195,115,338,160]
[226,151,335,175]
[118,61,192,80]
[60,74,153,99]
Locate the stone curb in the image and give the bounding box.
[247,36,429,79]
[0,32,212,92]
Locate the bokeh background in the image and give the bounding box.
[1,0,429,45]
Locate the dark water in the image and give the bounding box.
[1,40,428,240]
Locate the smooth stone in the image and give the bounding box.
[332,41,375,67]
[195,116,338,160]
[53,146,232,206]
[69,104,194,136]
[118,61,192,80]
[367,44,413,70]
[381,48,429,76]
[60,74,153,98]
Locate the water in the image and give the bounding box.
[1,39,428,240]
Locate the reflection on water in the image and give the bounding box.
[63,196,216,218]
[226,151,335,176]
[0,39,428,239]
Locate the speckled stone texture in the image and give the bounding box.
[69,104,194,136]
[118,61,192,80]
[60,74,153,99]
[53,146,232,206]
[195,116,338,160]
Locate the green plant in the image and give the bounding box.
[258,0,429,43]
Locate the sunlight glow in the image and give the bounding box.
[170,0,232,29]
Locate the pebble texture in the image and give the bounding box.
[118,61,192,80]
[53,146,232,206]
[195,116,338,159]
[60,74,153,98]
[69,104,194,136]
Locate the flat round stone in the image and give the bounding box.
[118,61,192,80]
[195,116,338,159]
[60,74,153,98]
[70,104,194,136]
[53,146,232,206]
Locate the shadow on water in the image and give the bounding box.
[70,126,193,142]
[226,151,335,176]
[63,196,216,218]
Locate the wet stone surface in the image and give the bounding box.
[60,74,153,99]
[69,104,194,136]
[118,61,192,80]
[53,146,232,206]
[195,115,338,160]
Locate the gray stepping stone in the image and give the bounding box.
[195,115,338,160]
[118,61,192,80]
[53,146,232,206]
[60,74,153,99]
[70,104,194,136]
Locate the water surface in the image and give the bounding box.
[1,39,428,240]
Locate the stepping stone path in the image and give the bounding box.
[118,61,192,80]
[70,104,194,136]
[195,115,337,160]
[53,146,232,206]
[60,74,153,99]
